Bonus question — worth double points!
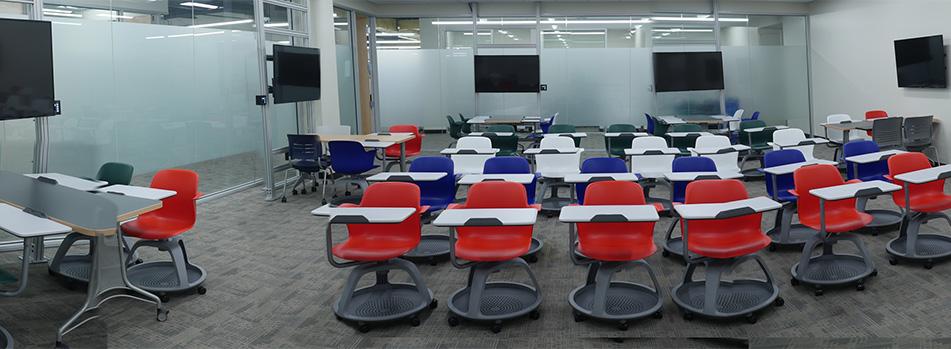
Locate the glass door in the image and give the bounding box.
[335,7,359,132]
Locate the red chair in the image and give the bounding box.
[671,180,782,323]
[790,164,877,295]
[123,169,206,299]
[325,182,434,332]
[567,181,663,329]
[885,152,951,269]
[383,124,423,171]
[445,182,541,332]
[864,110,888,136]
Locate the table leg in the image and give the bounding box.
[0,240,32,297]
[399,143,407,171]
[57,227,165,345]
[18,236,47,264]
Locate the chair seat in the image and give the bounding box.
[421,196,454,212]
[122,215,194,240]
[333,164,378,175]
[291,159,329,172]
[775,190,797,203]
[896,192,951,213]
[687,227,772,259]
[800,209,873,233]
[577,227,656,262]
[332,236,418,262]
[454,231,532,262]
[496,150,519,156]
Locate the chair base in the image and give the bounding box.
[662,237,685,259]
[862,209,904,230]
[334,259,434,330]
[447,259,541,332]
[766,224,816,249]
[48,254,93,284]
[791,232,876,293]
[569,261,663,328]
[523,238,543,263]
[540,196,573,215]
[538,180,574,215]
[127,261,207,293]
[0,325,11,349]
[887,234,951,267]
[740,168,765,180]
[672,256,780,321]
[403,235,451,265]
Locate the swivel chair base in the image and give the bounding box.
[886,212,951,269]
[0,325,11,349]
[661,220,686,261]
[672,256,782,323]
[856,197,903,230]
[790,232,877,295]
[569,261,663,330]
[334,259,435,333]
[403,235,451,265]
[539,184,574,216]
[522,238,543,263]
[447,259,541,333]
[765,204,816,250]
[126,239,208,300]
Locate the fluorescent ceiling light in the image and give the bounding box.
[189,19,253,28]
[334,22,347,26]
[382,46,420,50]
[194,31,225,36]
[462,32,492,36]
[180,2,219,10]
[52,21,82,26]
[43,8,73,14]
[146,35,165,39]
[264,22,288,27]
[97,13,134,19]
[653,28,713,33]
[542,31,606,35]
[376,32,417,37]
[662,33,670,36]
[498,30,508,34]
[168,33,194,38]
[44,12,82,18]
[378,39,421,44]
[652,36,662,39]
[652,16,747,22]
[432,19,652,26]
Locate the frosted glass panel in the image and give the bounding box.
[377,48,474,130]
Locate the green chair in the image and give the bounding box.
[739,120,774,172]
[548,124,581,147]
[667,123,704,155]
[96,162,134,185]
[458,113,472,134]
[485,125,521,156]
[604,124,637,158]
[446,115,466,147]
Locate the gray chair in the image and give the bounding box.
[871,117,903,150]
[903,115,939,163]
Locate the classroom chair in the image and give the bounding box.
[864,110,888,137]
[281,134,331,203]
[738,120,773,172]
[662,156,718,260]
[575,157,628,205]
[885,152,951,269]
[903,116,938,164]
[328,140,378,205]
[548,124,581,147]
[382,125,423,171]
[451,136,495,175]
[667,123,704,155]
[604,124,638,158]
[844,139,904,229]
[691,135,741,172]
[483,156,542,262]
[447,115,467,147]
[761,150,815,250]
[534,136,581,213]
[771,128,819,162]
[485,125,521,156]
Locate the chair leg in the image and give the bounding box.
[795,233,825,277]
[165,239,192,288]
[49,232,92,271]
[701,261,724,315]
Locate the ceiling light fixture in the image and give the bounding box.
[189,19,253,28]
[180,2,219,10]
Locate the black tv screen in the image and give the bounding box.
[895,35,946,88]
[0,18,56,120]
[272,44,320,104]
[653,52,725,92]
[474,55,540,93]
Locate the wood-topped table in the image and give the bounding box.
[313,132,416,171]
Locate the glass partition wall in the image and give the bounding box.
[374,12,811,133]
[0,1,35,173]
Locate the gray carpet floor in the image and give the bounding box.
[1,131,950,349]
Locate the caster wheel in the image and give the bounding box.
[429,299,438,309]
[814,288,824,296]
[774,297,785,307]
[529,310,540,320]
[856,283,865,291]
[490,325,502,334]
[447,316,459,327]
[524,255,538,263]
[281,197,287,203]
[617,321,629,331]
[134,259,143,265]
[790,278,800,286]
[48,268,54,276]
[889,258,898,265]
[291,189,298,195]
[683,312,694,321]
[653,311,663,319]
[312,186,318,192]
[335,314,343,321]
[768,244,777,252]
[429,260,438,266]
[746,313,757,324]
[573,311,586,322]
[410,317,421,327]
[871,269,878,277]
[55,341,69,349]
[357,322,371,333]
[196,286,207,295]
[662,250,670,257]
[159,293,171,303]
[301,189,308,195]
[612,338,624,344]
[156,309,169,322]
[924,263,934,270]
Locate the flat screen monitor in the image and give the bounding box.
[0,18,55,120]
[895,35,946,88]
[653,52,725,92]
[272,44,321,104]
[474,55,540,93]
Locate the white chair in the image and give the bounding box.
[690,135,741,172]
[314,125,352,135]
[534,136,582,209]
[825,114,865,161]
[451,136,494,175]
[771,128,817,161]
[630,136,675,178]
[727,109,744,132]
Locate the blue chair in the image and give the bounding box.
[644,113,655,135]
[408,156,456,213]
[282,134,331,203]
[328,140,378,205]
[671,156,717,204]
[844,140,887,181]
[539,114,555,134]
[484,156,538,204]
[761,149,815,249]
[575,158,627,205]
[742,111,761,121]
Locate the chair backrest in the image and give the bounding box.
[328,140,376,174]
[888,152,943,208]
[287,134,323,163]
[763,149,806,200]
[771,128,815,161]
[684,179,763,257]
[536,136,581,174]
[457,181,534,253]
[408,156,456,209]
[456,136,492,149]
[693,135,739,172]
[96,162,134,186]
[576,157,628,204]
[865,110,888,120]
[387,124,422,154]
[548,124,576,133]
[486,124,515,132]
[347,182,422,246]
[750,111,760,120]
[644,113,655,134]
[630,136,675,175]
[669,123,703,133]
[871,117,903,149]
[668,123,704,150]
[903,115,934,147]
[314,125,351,135]
[739,120,771,147]
[825,114,865,142]
[458,114,472,133]
[446,115,465,139]
[733,109,745,119]
[793,164,854,224]
[577,181,656,258]
[843,139,886,180]
[604,124,638,155]
[540,114,555,133]
[149,169,200,226]
[672,156,717,203]
[484,156,536,204]
[451,136,494,174]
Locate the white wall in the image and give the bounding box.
[809,0,948,162]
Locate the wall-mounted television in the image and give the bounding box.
[652,52,725,92]
[474,55,540,93]
[0,18,56,120]
[272,44,321,104]
[895,35,947,88]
